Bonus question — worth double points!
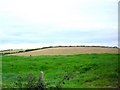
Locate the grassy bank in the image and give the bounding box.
[2,54,119,88]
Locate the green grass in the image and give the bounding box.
[2,54,119,88]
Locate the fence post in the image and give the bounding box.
[38,71,45,88]
[39,71,44,81]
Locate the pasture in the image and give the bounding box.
[2,54,119,88]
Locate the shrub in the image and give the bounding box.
[14,71,75,89]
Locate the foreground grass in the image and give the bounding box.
[2,54,119,88]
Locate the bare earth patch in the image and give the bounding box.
[9,47,119,56]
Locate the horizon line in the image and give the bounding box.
[0,45,119,51]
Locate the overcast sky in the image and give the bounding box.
[0,0,118,50]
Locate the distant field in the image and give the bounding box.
[0,49,26,55]
[8,47,118,56]
[2,54,119,88]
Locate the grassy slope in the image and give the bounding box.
[2,54,119,88]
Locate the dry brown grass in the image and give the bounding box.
[9,47,119,56]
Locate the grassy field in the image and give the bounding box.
[2,54,119,88]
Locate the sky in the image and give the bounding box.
[0,0,119,50]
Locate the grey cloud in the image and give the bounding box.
[1,28,118,46]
